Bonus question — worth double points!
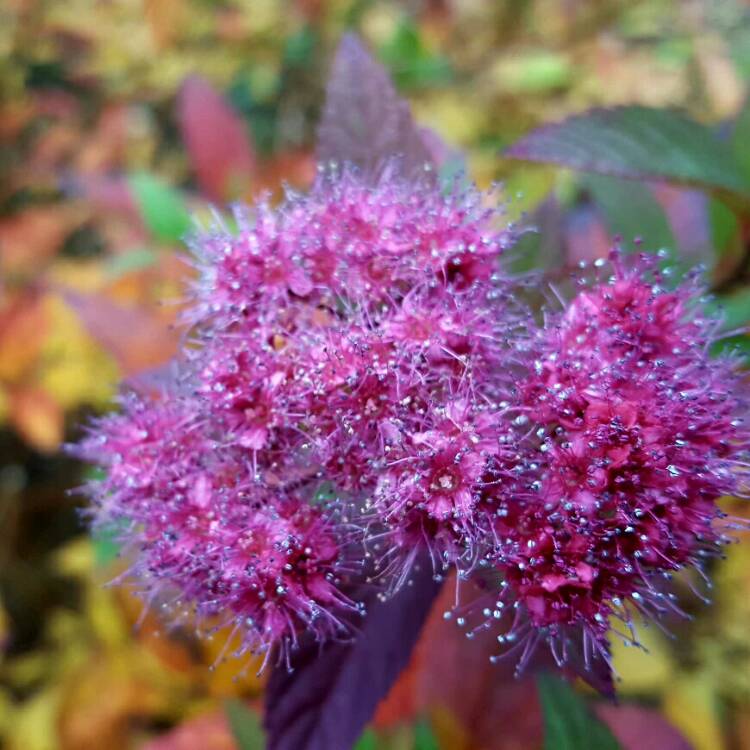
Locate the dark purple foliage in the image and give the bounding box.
[264,560,442,750]
[317,34,435,181]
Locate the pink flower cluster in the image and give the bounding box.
[74,166,749,678]
[472,255,750,671]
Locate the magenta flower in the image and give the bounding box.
[76,389,359,667]
[74,159,526,664]
[473,252,750,673]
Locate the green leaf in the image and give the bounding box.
[709,198,744,284]
[711,333,750,362]
[105,248,157,279]
[284,26,317,67]
[225,699,265,750]
[583,174,676,257]
[732,98,750,182]
[707,287,750,333]
[414,719,440,750]
[730,26,750,81]
[353,729,378,750]
[128,172,191,244]
[537,674,622,750]
[380,20,453,90]
[91,518,126,567]
[505,107,750,205]
[508,197,565,274]
[710,198,740,255]
[492,51,572,94]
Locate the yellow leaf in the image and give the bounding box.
[610,614,674,694]
[7,685,63,750]
[501,166,555,222]
[413,92,486,147]
[663,673,724,750]
[54,538,95,578]
[0,688,14,737]
[38,294,118,410]
[198,623,265,698]
[430,706,470,750]
[0,388,8,426]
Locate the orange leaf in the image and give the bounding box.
[0,206,82,276]
[0,292,49,383]
[8,386,64,453]
[142,711,236,750]
[144,0,184,50]
[61,290,180,376]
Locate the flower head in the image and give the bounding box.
[74,163,528,662]
[75,388,358,666]
[470,252,750,674]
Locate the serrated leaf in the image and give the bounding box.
[583,174,676,257]
[128,173,191,244]
[317,34,435,181]
[177,76,256,202]
[537,673,621,750]
[264,558,442,750]
[225,699,265,750]
[505,107,750,204]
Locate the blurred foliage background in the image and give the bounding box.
[1,1,750,748]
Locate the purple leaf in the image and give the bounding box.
[264,558,442,750]
[317,34,435,181]
[505,106,750,201]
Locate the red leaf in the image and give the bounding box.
[410,580,544,750]
[177,76,256,202]
[596,704,693,750]
[0,206,81,275]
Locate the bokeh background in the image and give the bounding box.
[1,1,750,748]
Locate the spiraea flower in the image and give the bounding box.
[467,252,750,675]
[76,389,359,668]
[73,161,530,665]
